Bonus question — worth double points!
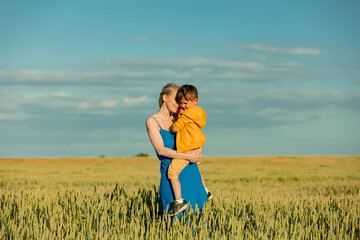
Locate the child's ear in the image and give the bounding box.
[195,98,198,104]
[163,94,167,103]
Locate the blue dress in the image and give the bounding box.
[155,121,207,218]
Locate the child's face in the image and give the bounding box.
[179,98,198,110]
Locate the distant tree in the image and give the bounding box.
[99,155,106,158]
[135,152,149,157]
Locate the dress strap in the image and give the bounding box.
[152,117,162,129]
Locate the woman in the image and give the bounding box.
[146,83,208,218]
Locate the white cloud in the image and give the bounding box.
[0,112,28,120]
[27,94,42,100]
[101,100,117,108]
[78,102,90,109]
[249,56,269,61]
[123,95,147,106]
[271,114,307,122]
[238,44,320,55]
[340,50,357,55]
[86,110,112,116]
[257,108,283,116]
[0,57,301,86]
[1,56,354,88]
[51,91,71,97]
[137,36,148,42]
[274,62,302,68]
[192,67,212,73]
[322,41,337,46]
[204,86,360,128]
[100,57,268,71]
[298,89,322,99]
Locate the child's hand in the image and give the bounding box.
[176,107,183,115]
[172,107,183,121]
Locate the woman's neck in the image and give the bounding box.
[157,106,171,119]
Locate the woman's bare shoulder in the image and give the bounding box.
[146,114,159,129]
[146,115,153,124]
[146,113,157,122]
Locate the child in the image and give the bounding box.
[167,84,212,216]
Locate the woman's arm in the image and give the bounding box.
[146,117,201,162]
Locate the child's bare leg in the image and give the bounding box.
[168,177,188,216]
[170,178,182,200]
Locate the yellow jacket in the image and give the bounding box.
[173,106,207,153]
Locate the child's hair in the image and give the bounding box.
[159,83,179,108]
[176,84,198,102]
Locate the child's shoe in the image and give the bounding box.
[207,191,213,201]
[168,200,188,216]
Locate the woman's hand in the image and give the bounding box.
[186,148,203,163]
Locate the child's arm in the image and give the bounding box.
[169,124,176,134]
[172,115,189,132]
[173,107,182,121]
[169,108,185,133]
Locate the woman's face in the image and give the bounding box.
[165,90,179,113]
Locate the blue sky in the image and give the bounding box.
[0,0,359,157]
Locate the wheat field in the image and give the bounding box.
[1,156,359,239]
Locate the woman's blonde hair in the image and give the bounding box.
[159,83,179,108]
